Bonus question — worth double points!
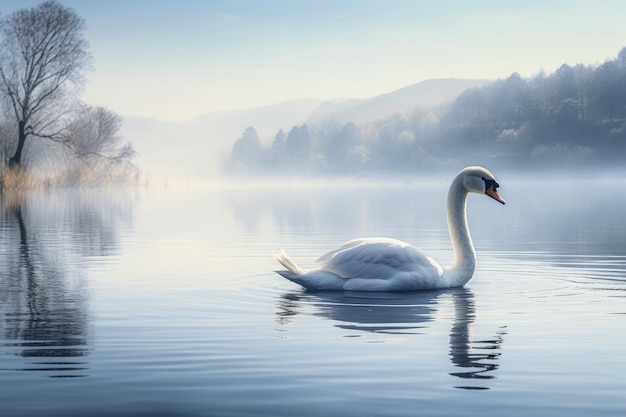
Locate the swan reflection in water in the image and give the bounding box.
[276,288,506,390]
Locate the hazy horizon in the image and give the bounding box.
[3,0,626,121]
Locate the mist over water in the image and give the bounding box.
[1,3,625,414]
[1,175,625,416]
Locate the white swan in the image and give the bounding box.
[275,166,505,291]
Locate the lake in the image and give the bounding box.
[1,176,626,416]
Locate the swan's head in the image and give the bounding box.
[459,166,506,205]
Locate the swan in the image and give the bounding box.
[275,166,505,291]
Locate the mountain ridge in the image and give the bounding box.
[121,78,492,178]
[307,78,492,125]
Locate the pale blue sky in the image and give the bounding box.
[2,0,626,120]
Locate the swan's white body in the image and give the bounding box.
[275,166,505,291]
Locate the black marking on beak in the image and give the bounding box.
[482,177,499,191]
[482,177,505,205]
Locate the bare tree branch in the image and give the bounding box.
[42,104,135,163]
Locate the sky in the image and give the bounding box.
[2,0,626,121]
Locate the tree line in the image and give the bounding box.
[227,47,626,176]
[0,1,136,187]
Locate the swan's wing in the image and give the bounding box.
[316,238,373,263]
[317,238,441,281]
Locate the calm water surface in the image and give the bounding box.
[1,179,626,416]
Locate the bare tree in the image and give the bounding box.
[0,0,91,168]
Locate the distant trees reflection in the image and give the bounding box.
[228,47,626,175]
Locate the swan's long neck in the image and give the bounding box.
[444,175,476,287]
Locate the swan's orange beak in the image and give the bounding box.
[486,185,506,205]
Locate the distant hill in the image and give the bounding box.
[121,99,322,179]
[122,79,492,179]
[307,79,492,125]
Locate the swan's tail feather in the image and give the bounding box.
[275,269,298,280]
[275,251,346,290]
[274,250,307,275]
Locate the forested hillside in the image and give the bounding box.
[227,47,626,175]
